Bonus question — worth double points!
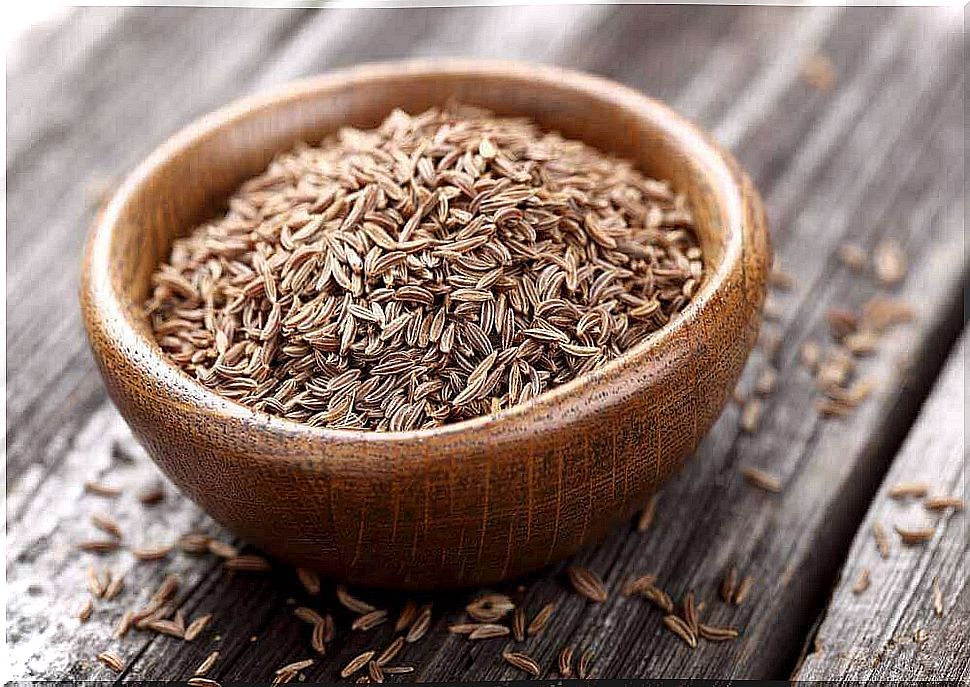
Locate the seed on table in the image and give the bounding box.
[85,481,122,498]
[96,651,125,673]
[502,651,541,677]
[567,566,608,603]
[78,539,120,553]
[352,609,388,631]
[466,593,515,622]
[837,243,868,272]
[720,566,737,603]
[924,496,964,512]
[527,602,555,637]
[894,524,935,545]
[341,651,375,678]
[207,540,239,559]
[184,613,212,641]
[468,623,511,640]
[91,514,123,539]
[296,567,321,595]
[636,496,656,532]
[368,661,384,684]
[739,399,763,433]
[577,649,594,679]
[136,485,166,505]
[195,650,219,677]
[187,678,221,687]
[873,237,907,285]
[889,482,930,499]
[294,607,325,625]
[78,598,94,622]
[405,603,432,643]
[179,533,211,554]
[663,614,697,648]
[932,577,944,617]
[224,554,271,571]
[623,574,657,596]
[698,623,740,642]
[376,636,404,666]
[512,607,525,642]
[733,575,755,605]
[337,585,376,614]
[741,467,782,493]
[558,646,574,677]
[132,544,173,561]
[872,521,891,559]
[394,600,418,632]
[852,568,870,595]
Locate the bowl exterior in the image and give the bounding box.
[80,60,770,589]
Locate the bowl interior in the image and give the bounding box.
[108,62,732,351]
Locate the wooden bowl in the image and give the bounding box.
[81,60,770,589]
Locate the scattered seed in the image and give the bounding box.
[733,576,755,605]
[376,636,404,666]
[78,539,121,553]
[873,238,907,285]
[924,496,964,512]
[137,485,166,505]
[294,607,325,626]
[184,614,213,641]
[739,399,763,433]
[87,565,110,598]
[113,610,134,639]
[622,574,657,596]
[889,482,930,499]
[512,607,525,642]
[195,650,220,677]
[577,649,594,679]
[394,600,418,632]
[187,678,221,687]
[873,522,891,559]
[754,367,778,396]
[277,659,314,676]
[567,566,608,603]
[527,602,555,637]
[558,646,574,678]
[152,574,180,604]
[468,623,511,640]
[91,514,123,539]
[636,496,656,532]
[502,651,540,677]
[799,340,821,371]
[341,651,375,678]
[132,544,173,561]
[85,481,122,498]
[78,598,94,622]
[207,540,239,559]
[837,243,868,272]
[310,620,328,655]
[802,53,836,92]
[852,568,870,595]
[698,623,740,642]
[381,666,414,675]
[466,593,515,622]
[682,591,699,636]
[337,585,376,614]
[663,614,697,648]
[179,533,211,555]
[844,329,879,356]
[296,567,321,595]
[104,573,125,601]
[862,296,915,331]
[96,651,125,673]
[768,269,795,290]
[741,467,782,493]
[825,308,858,340]
[405,603,432,643]
[642,585,675,614]
[368,660,384,684]
[894,524,935,545]
[913,627,929,643]
[224,554,271,572]
[352,609,388,631]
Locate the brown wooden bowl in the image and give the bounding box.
[80,60,770,589]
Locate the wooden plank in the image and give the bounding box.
[795,333,968,682]
[5,4,967,681]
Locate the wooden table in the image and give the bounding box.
[6,5,967,682]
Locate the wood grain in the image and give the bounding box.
[5,4,967,681]
[795,334,968,681]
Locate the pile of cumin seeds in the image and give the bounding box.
[147,105,703,431]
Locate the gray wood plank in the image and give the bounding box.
[5,4,967,682]
[795,333,968,682]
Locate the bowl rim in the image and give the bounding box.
[83,58,749,450]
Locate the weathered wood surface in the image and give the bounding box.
[6,5,967,681]
[795,333,968,682]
